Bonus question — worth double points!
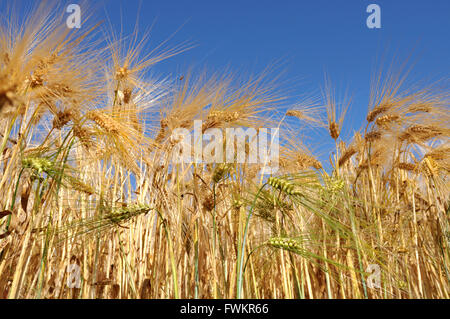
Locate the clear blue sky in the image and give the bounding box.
[3,0,450,153]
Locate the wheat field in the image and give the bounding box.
[0,2,449,299]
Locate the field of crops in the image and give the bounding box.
[0,1,449,299]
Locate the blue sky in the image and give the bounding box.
[3,0,450,154]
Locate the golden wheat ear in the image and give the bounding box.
[321,75,350,142]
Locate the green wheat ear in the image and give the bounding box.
[323,175,345,194]
[107,204,153,224]
[22,157,55,174]
[267,237,302,252]
[267,176,298,195]
[36,203,154,243]
[266,236,352,273]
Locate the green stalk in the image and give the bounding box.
[29,179,45,298]
[156,210,179,299]
[3,168,25,233]
[194,219,199,299]
[0,115,17,158]
[118,233,138,298]
[236,182,267,299]
[288,252,303,299]
[347,198,368,299]
[37,135,75,297]
[212,182,218,297]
